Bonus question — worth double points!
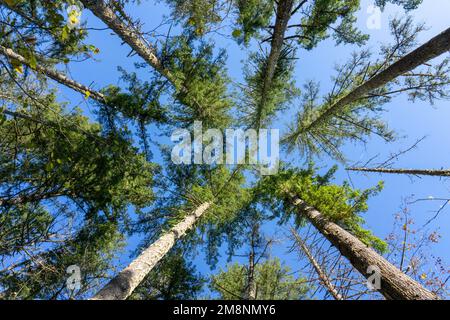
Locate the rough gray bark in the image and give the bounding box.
[0,45,105,102]
[91,202,211,300]
[290,227,343,300]
[288,192,439,300]
[305,27,450,131]
[347,167,450,177]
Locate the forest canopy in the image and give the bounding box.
[0,0,449,301]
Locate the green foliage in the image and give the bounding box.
[0,219,124,299]
[283,76,395,162]
[0,0,443,301]
[101,84,168,127]
[0,204,54,256]
[165,0,225,36]
[211,258,310,300]
[258,166,388,253]
[135,153,251,267]
[164,36,233,129]
[232,0,274,45]
[0,89,156,298]
[375,0,422,10]
[0,96,155,217]
[240,45,299,128]
[99,70,169,158]
[283,17,449,161]
[294,0,369,50]
[0,0,93,61]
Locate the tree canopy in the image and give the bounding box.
[1,0,449,300]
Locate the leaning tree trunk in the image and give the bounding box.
[347,167,450,177]
[91,202,211,300]
[81,0,214,112]
[290,228,343,300]
[80,0,175,85]
[305,27,450,131]
[0,45,105,102]
[287,192,439,300]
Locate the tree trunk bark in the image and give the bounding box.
[287,192,439,300]
[90,202,211,300]
[305,27,450,131]
[347,167,450,177]
[0,45,105,102]
[290,227,343,300]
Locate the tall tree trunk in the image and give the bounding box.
[304,27,450,131]
[80,0,209,111]
[0,45,105,102]
[80,0,175,85]
[253,0,295,129]
[91,202,211,300]
[287,192,439,300]
[263,0,294,84]
[347,167,450,177]
[244,223,259,300]
[290,227,343,300]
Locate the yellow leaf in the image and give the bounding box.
[14,65,23,74]
[420,273,427,280]
[67,9,81,27]
[70,16,79,25]
[84,90,91,99]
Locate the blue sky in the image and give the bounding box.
[55,0,450,298]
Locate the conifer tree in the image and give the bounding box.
[0,77,155,299]
[211,258,310,300]
[259,167,439,299]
